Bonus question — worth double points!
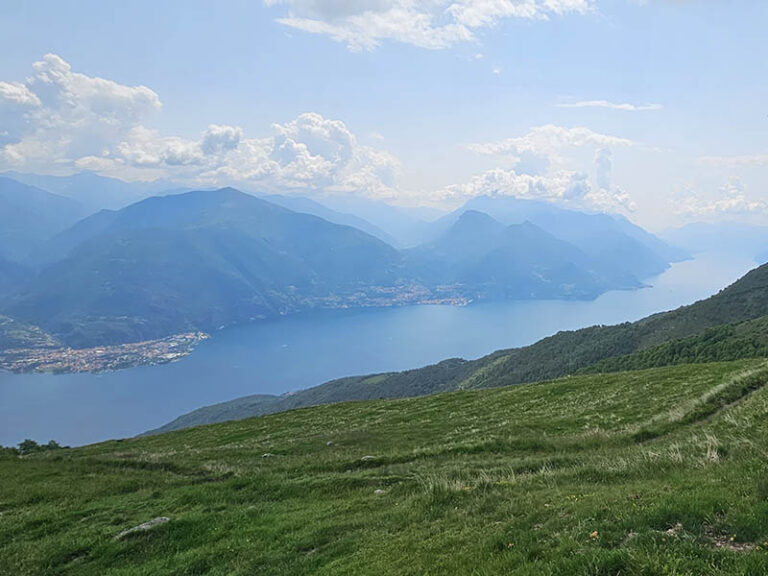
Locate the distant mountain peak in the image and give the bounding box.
[455,209,501,225]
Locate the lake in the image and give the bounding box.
[0,253,758,447]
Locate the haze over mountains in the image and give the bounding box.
[1,171,750,355]
[663,222,768,264]
[10,188,411,347]
[406,210,629,299]
[0,177,86,262]
[1,171,177,213]
[432,195,688,281]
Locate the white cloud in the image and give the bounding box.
[201,124,243,155]
[673,179,767,219]
[0,53,161,170]
[263,0,592,51]
[434,167,635,212]
[111,112,402,198]
[466,124,634,160]
[117,127,206,167]
[99,112,402,199]
[594,147,612,190]
[0,54,671,217]
[0,55,402,200]
[556,100,662,111]
[0,81,41,107]
[453,125,638,212]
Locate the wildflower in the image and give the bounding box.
[590,531,599,540]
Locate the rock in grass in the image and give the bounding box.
[115,517,170,540]
[374,489,386,495]
[262,453,273,458]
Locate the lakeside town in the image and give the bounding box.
[0,332,209,374]
[0,287,470,375]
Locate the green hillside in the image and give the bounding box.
[154,262,768,434]
[0,315,60,350]
[2,360,768,574]
[8,188,409,347]
[581,315,768,374]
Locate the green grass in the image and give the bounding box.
[3,360,768,575]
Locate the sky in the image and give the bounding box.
[0,0,767,230]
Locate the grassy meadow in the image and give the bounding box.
[2,360,768,575]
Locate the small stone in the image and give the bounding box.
[115,517,170,540]
[665,523,683,537]
[262,453,273,458]
[326,441,333,447]
[374,489,386,495]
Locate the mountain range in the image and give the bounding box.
[0,174,689,349]
[6,188,410,347]
[406,210,635,299]
[0,177,86,262]
[430,195,689,282]
[1,171,177,213]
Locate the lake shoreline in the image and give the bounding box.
[0,254,757,447]
[0,332,209,374]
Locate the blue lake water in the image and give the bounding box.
[0,253,758,447]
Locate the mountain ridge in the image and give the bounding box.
[3,185,674,348]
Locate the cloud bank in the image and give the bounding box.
[10,53,764,223]
[0,55,402,199]
[2,54,640,212]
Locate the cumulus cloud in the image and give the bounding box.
[263,0,592,51]
[451,125,637,212]
[674,179,767,218]
[0,54,644,212]
[466,124,634,160]
[556,100,662,111]
[0,55,402,199]
[0,82,41,107]
[0,53,161,170]
[594,147,612,190]
[201,124,243,155]
[434,167,634,212]
[114,113,402,198]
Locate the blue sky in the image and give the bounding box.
[1,0,767,229]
